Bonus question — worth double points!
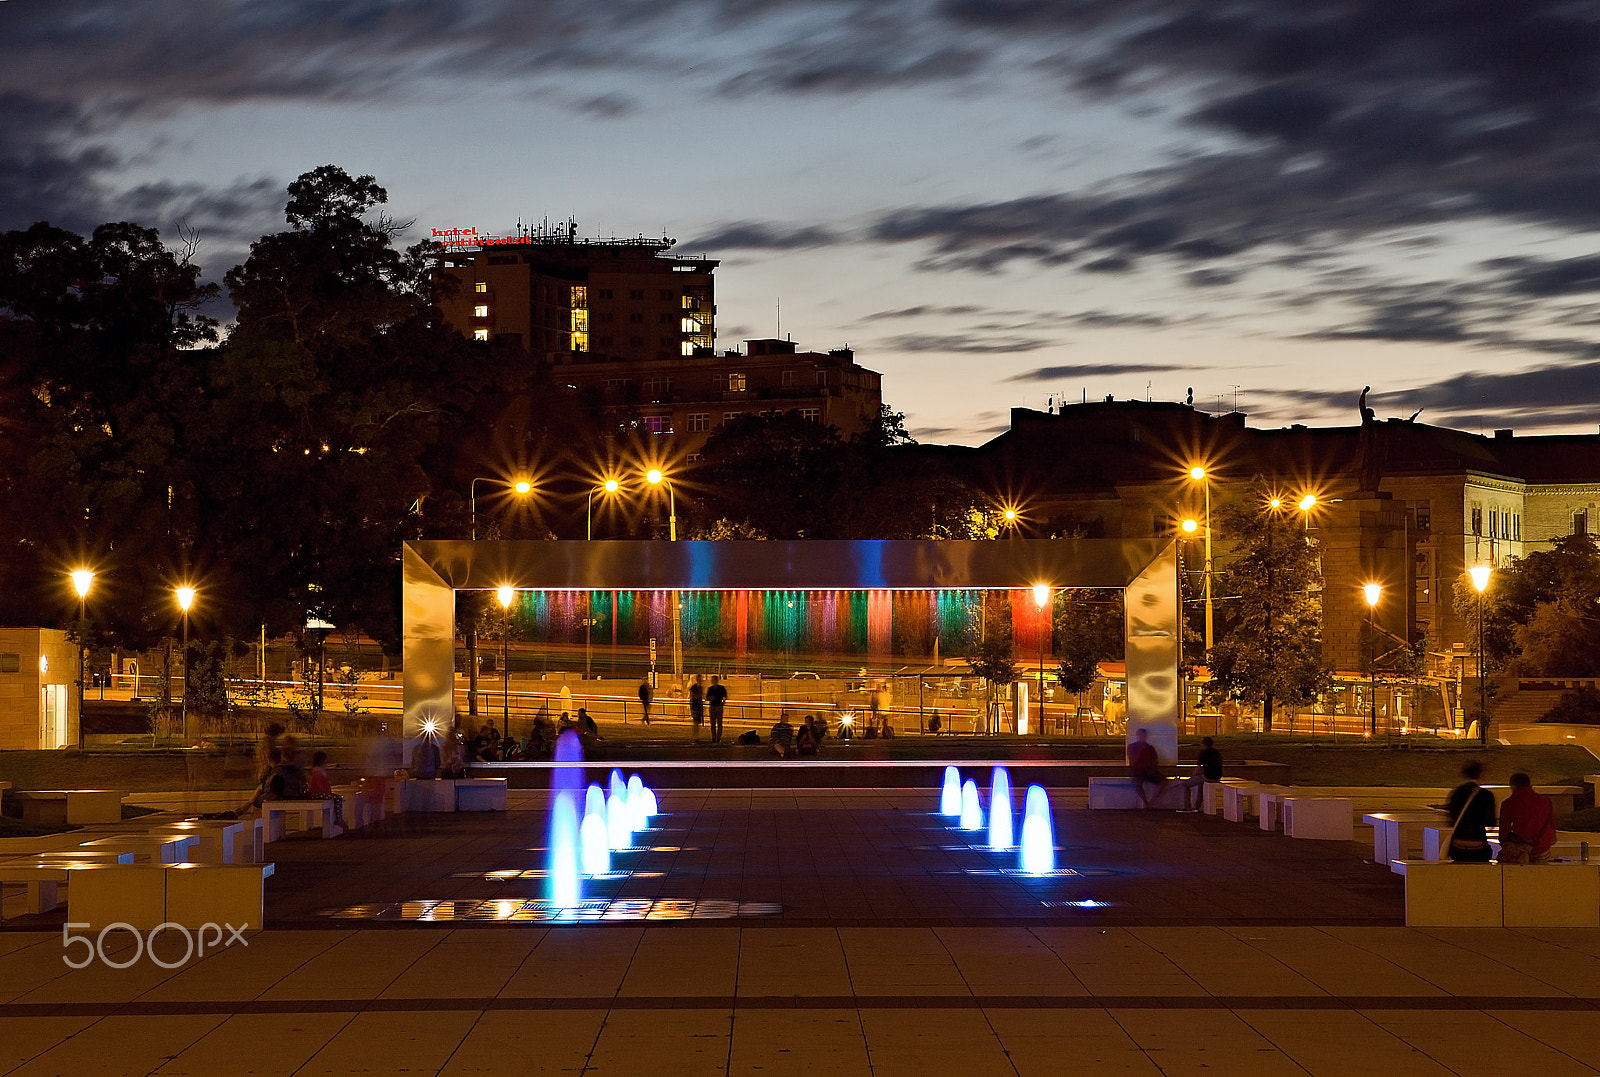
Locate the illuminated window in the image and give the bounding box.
[572,332,588,353]
[571,310,589,332]
[571,285,587,308]
[682,295,695,310]
[681,342,695,356]
[718,373,747,393]
[800,408,820,422]
[688,413,711,432]
[643,415,671,435]
[474,304,489,318]
[473,328,489,341]
[724,412,739,423]
[682,317,701,334]
[474,282,487,293]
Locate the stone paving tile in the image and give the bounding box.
[294,1008,480,1076]
[984,1008,1163,1076]
[735,928,852,997]
[618,927,740,997]
[728,1008,870,1077]
[8,1014,225,1077]
[151,1012,355,1077]
[1362,1008,1599,1077]
[436,1011,605,1076]
[587,1009,732,1076]
[1220,926,1447,998]
[1107,1007,1311,1077]
[857,1008,1014,1077]
[1127,926,1327,997]
[497,927,641,998]
[0,1016,99,1074]
[256,931,443,1002]
[1487,1009,1600,1072]
[1324,927,1574,998]
[1236,1010,1458,1077]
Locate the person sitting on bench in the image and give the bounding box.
[1499,771,1556,864]
[1127,728,1165,809]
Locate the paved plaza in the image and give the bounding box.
[5,788,1600,1075]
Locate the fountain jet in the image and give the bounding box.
[959,779,984,831]
[987,766,1014,850]
[940,766,961,816]
[549,791,582,908]
[1019,784,1055,875]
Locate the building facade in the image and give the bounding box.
[0,627,77,750]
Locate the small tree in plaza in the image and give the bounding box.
[1205,481,1331,732]
[1053,589,1123,712]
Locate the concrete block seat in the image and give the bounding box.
[1087,776,1192,810]
[1222,783,1293,824]
[1281,796,1355,840]
[13,789,124,826]
[1363,810,1447,865]
[0,851,135,919]
[1391,860,1600,928]
[61,862,277,931]
[455,778,508,811]
[262,799,337,841]
[1201,778,1253,816]
[77,834,201,864]
[1502,862,1600,927]
[149,819,255,864]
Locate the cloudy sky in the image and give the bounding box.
[4,0,1599,443]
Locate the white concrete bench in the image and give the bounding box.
[1363,810,1446,865]
[149,819,255,864]
[1201,779,1251,815]
[0,851,135,919]
[77,834,201,864]
[66,862,276,931]
[13,789,124,826]
[263,799,337,841]
[455,778,508,811]
[1281,796,1354,840]
[1087,776,1190,810]
[1391,860,1600,927]
[1222,784,1292,824]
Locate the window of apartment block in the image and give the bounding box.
[724,412,739,423]
[0,653,18,674]
[1578,510,1591,536]
[598,335,614,347]
[604,378,633,392]
[1513,513,1521,540]
[629,313,644,324]
[781,370,799,387]
[1415,502,1432,531]
[1470,505,1482,534]
[688,413,711,432]
[643,416,671,435]
[596,312,613,323]
[629,335,643,346]
[1415,550,1432,604]
[800,408,820,422]
[680,342,695,356]
[474,281,487,293]
[473,328,489,341]
[643,377,673,400]
[659,313,672,324]
[659,289,674,300]
[473,304,489,318]
[570,286,586,308]
[727,373,747,392]
[816,370,829,386]
[686,452,703,463]
[1489,509,1499,538]
[597,288,614,299]
[628,289,644,300]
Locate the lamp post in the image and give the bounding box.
[585,477,621,677]
[497,586,514,732]
[470,476,533,540]
[1032,584,1050,735]
[645,468,682,678]
[1469,565,1492,746]
[1189,467,1214,653]
[71,570,93,750]
[175,587,195,741]
[1362,583,1381,736]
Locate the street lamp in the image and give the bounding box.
[71,570,93,750]
[645,468,682,678]
[1362,583,1381,736]
[497,586,514,731]
[469,476,533,540]
[588,477,622,541]
[1469,564,1492,745]
[1188,467,1214,654]
[1032,584,1050,735]
[175,586,196,741]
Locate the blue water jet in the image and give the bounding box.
[959,779,984,831]
[580,798,610,877]
[940,766,962,816]
[549,791,581,908]
[627,774,649,830]
[987,766,1014,850]
[1019,784,1055,875]
[607,790,633,851]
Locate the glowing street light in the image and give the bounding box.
[70,570,93,750]
[497,586,515,729]
[645,468,682,677]
[1362,583,1381,736]
[469,476,534,540]
[1188,467,1214,653]
[1469,565,1492,745]
[175,586,196,741]
[585,476,624,677]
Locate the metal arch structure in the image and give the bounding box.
[403,538,1180,749]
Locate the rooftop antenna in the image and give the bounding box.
[1146,381,1152,402]
[1231,385,1241,412]
[776,297,781,339]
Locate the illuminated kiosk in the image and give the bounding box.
[403,539,1180,754]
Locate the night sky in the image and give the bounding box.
[4,0,1599,443]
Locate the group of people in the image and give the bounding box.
[450,708,604,764]
[768,711,831,758]
[242,721,343,826]
[1445,762,1557,864]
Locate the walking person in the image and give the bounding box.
[638,679,653,725]
[707,674,728,743]
[689,675,705,742]
[1445,761,1497,863]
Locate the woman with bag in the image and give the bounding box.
[1445,761,1497,863]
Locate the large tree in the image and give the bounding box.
[1471,534,1600,676]
[1204,482,1331,732]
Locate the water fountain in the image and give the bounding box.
[547,730,586,908]
[959,778,984,831]
[580,783,610,876]
[1019,784,1055,875]
[607,787,633,851]
[987,766,1014,850]
[939,766,962,816]
[627,774,651,830]
[638,783,659,819]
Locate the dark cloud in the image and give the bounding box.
[884,333,1052,353]
[685,221,840,250]
[1008,362,1186,382]
[1488,255,1600,298]
[863,304,988,320]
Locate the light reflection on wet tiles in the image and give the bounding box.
[320,898,784,922]
[456,869,665,881]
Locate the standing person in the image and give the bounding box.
[707,675,728,743]
[1499,772,1556,864]
[412,733,441,780]
[1127,727,1165,809]
[638,679,653,725]
[1445,761,1497,862]
[689,675,705,742]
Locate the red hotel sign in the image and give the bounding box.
[430,227,530,250]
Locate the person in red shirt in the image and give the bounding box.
[1499,771,1556,864]
[1127,727,1165,809]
